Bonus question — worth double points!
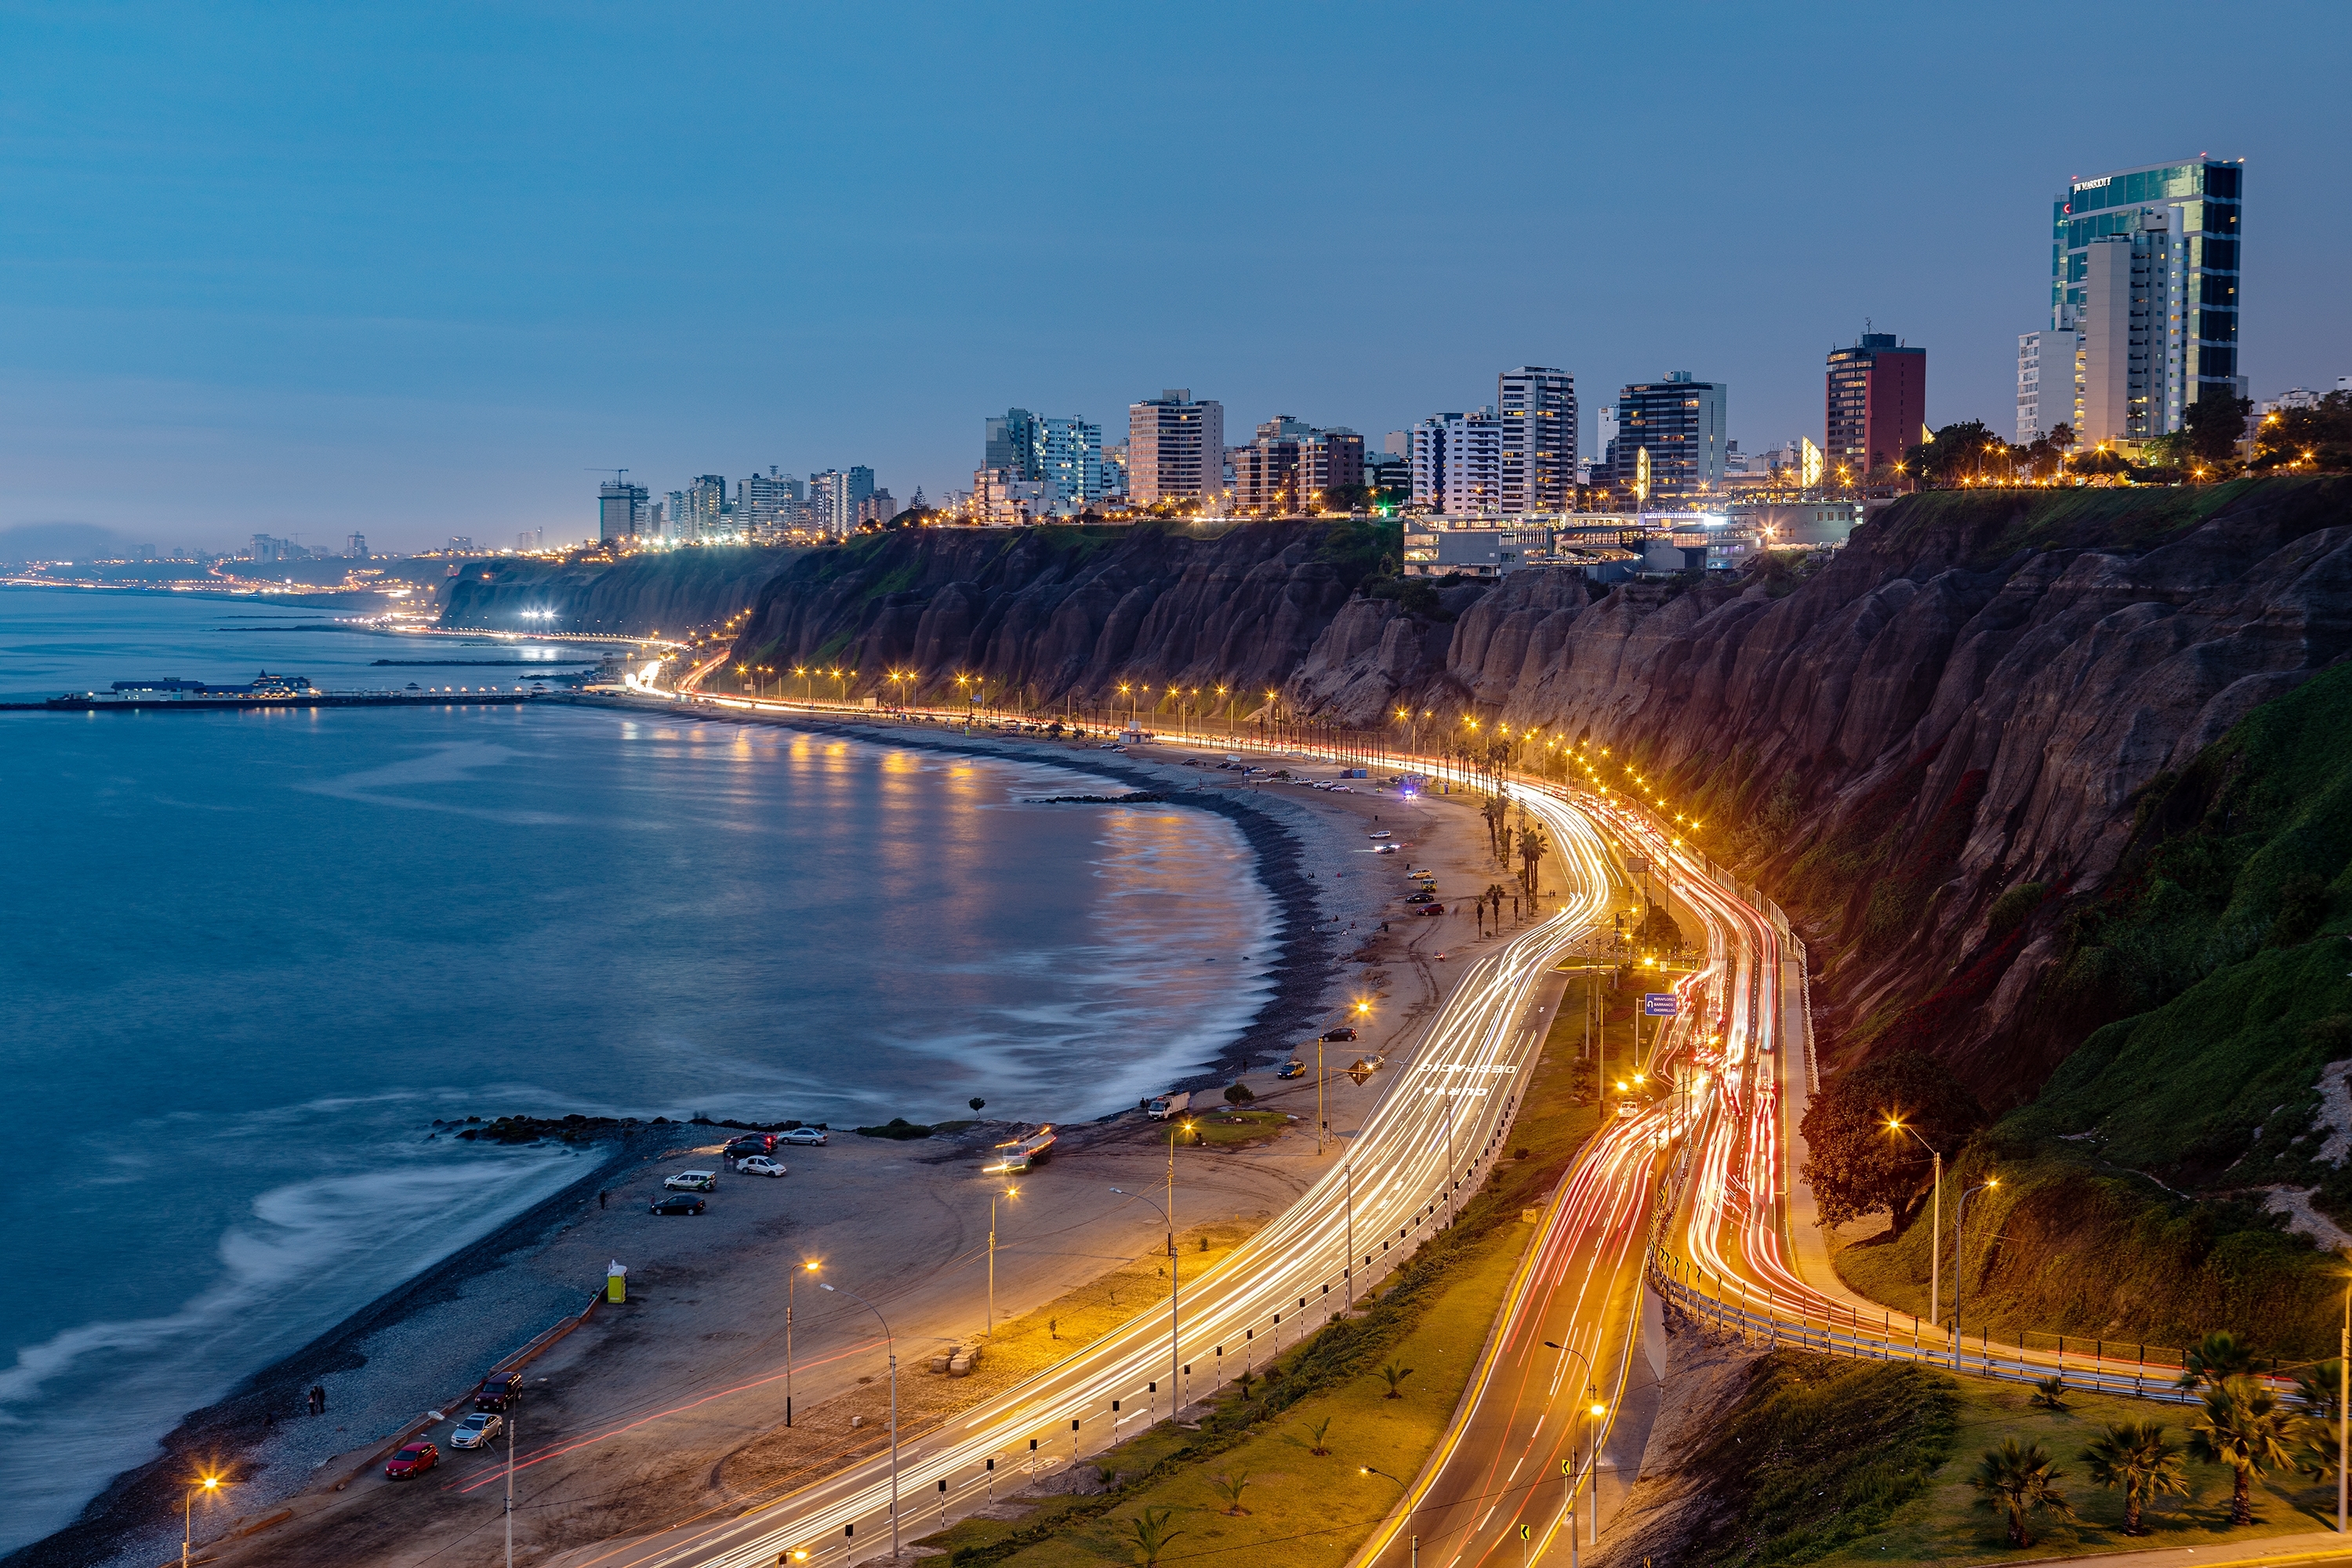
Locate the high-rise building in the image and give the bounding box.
[1102,442,1130,504]
[1127,389,1225,505]
[1610,373,1728,501]
[598,480,649,543]
[739,469,804,533]
[1232,416,1359,514]
[1038,416,1105,510]
[1824,333,1926,480]
[1497,367,1576,512]
[2015,328,2078,444]
[345,533,368,558]
[2045,158,2244,443]
[808,467,875,536]
[669,475,727,540]
[985,409,1044,481]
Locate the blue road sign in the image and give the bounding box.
[1642,993,1679,1016]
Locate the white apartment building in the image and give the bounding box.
[1038,416,1105,510]
[2015,328,2078,444]
[1127,389,1225,505]
[1497,367,1576,512]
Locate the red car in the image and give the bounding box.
[385,1441,439,1479]
[1415,903,1446,916]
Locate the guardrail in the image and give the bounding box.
[1639,1248,2232,1406]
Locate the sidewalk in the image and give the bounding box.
[1985,1529,2352,1568]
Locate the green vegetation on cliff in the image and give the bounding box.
[1836,662,2352,1359]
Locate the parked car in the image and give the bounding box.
[737,1155,788,1178]
[1321,1027,1357,1042]
[779,1126,828,1146]
[724,1133,776,1158]
[1367,830,1393,840]
[650,1192,707,1215]
[664,1170,718,1192]
[450,1410,503,1450]
[385,1441,439,1479]
[1405,892,1436,905]
[1276,1058,1307,1080]
[472,1370,523,1411]
[1416,903,1446,916]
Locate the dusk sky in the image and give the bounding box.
[4,0,2346,556]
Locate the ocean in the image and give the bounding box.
[0,586,1278,1555]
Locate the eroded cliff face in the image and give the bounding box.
[1284,479,2352,1105]
[441,546,801,637]
[720,520,1394,707]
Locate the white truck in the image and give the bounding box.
[1147,1091,1192,1120]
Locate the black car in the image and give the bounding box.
[1321,1028,1358,1043]
[1405,892,1436,905]
[724,1133,776,1158]
[473,1370,523,1411]
[650,1192,706,1216]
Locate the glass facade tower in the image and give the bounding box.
[2052,158,2243,434]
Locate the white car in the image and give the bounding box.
[737,1156,788,1178]
[450,1410,503,1450]
[779,1127,828,1146]
[664,1170,718,1192]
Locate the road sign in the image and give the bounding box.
[1642,993,1679,1017]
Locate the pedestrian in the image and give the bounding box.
[598,1189,608,1210]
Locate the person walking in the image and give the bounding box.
[598,1189,608,1210]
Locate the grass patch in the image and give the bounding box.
[915,987,1601,1567]
[1185,1109,1298,1149]
[1701,1352,1959,1566]
[1807,1361,2338,1565]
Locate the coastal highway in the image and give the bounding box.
[578,782,1625,1568]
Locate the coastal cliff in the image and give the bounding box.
[440,545,801,636]
[1286,478,2352,1116]
[720,519,1397,707]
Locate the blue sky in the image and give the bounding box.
[3,1,2346,554]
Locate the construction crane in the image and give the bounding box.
[586,467,632,485]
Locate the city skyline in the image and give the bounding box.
[2,2,2346,555]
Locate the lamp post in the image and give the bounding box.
[2338,1258,2349,1534]
[1951,1176,1998,1368]
[988,1185,1019,1337]
[183,1474,223,1568]
[505,1385,520,1568]
[818,1280,899,1558]
[1886,1118,1942,1351]
[1544,1341,1607,1558]
[787,1258,817,1426]
[1110,1122,1190,1419]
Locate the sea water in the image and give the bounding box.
[0,587,1278,1553]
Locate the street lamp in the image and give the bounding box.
[1544,1340,1608,1559]
[988,1185,1019,1337]
[818,1280,900,1558]
[1951,1175,1998,1367]
[183,1473,223,1568]
[787,1258,818,1426]
[1886,1116,1943,1350]
[1110,1120,1190,1418]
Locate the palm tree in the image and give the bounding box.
[1378,1361,1415,1399]
[2177,1330,2258,1390]
[1233,1367,1260,1399]
[1969,1438,2075,1548]
[2082,1421,2187,1536]
[2031,1375,2071,1410]
[2291,1361,2343,1481]
[1127,1506,1184,1566]
[2190,1376,2303,1525]
[1283,1416,1335,1457]
[1518,824,1549,896]
[1208,1471,1252,1515]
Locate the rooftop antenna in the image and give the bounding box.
[586,467,630,483]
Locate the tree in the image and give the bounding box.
[2031,1375,2071,1410]
[1796,1051,1986,1229]
[1378,1361,1416,1399]
[1969,1438,2075,1548]
[1208,1471,1252,1515]
[1127,1506,1184,1566]
[2082,1421,2188,1535]
[2292,1361,2343,1481]
[2176,1330,2257,1390]
[1905,421,2008,488]
[1283,1416,1336,1457]
[2252,390,2352,474]
[2183,393,2255,469]
[1224,1080,1256,1105]
[2189,1376,2303,1525]
[1518,824,1550,897]
[1479,791,1510,858]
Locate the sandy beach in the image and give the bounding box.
[58,717,1534,1568]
